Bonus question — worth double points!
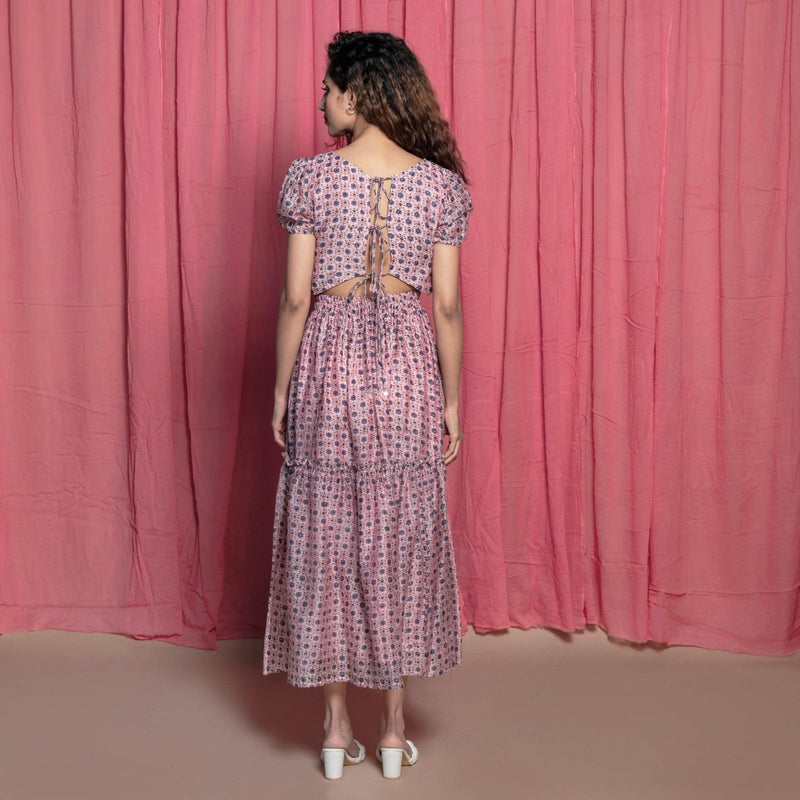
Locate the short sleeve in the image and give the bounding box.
[434,172,473,246]
[277,158,315,234]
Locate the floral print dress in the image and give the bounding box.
[263,151,472,689]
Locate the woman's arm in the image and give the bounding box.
[272,233,315,448]
[431,242,464,465]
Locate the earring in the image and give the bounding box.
[346,103,354,114]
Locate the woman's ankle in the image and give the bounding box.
[379,715,405,738]
[322,728,356,750]
[378,731,410,750]
[323,720,353,737]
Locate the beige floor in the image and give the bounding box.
[0,626,798,800]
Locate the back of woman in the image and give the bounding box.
[262,30,472,781]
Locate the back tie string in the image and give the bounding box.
[347,176,392,396]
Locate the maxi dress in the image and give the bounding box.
[262,150,472,690]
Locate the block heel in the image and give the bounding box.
[320,739,366,779]
[376,739,418,779]
[321,749,345,779]
[378,747,404,778]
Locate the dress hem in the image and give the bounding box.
[262,654,463,690]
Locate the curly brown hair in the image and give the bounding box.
[326,31,467,182]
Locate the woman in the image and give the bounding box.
[262,31,472,780]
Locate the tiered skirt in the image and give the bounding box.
[263,292,462,689]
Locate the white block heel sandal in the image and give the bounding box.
[320,739,366,779]
[376,739,418,779]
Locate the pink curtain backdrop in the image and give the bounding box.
[1,0,798,655]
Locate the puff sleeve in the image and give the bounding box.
[277,158,315,234]
[434,171,473,246]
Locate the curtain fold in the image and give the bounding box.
[1,0,797,655]
[578,0,670,643]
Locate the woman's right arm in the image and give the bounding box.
[272,232,315,448]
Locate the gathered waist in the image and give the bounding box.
[307,291,432,337]
[313,291,422,307]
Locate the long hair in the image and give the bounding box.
[326,31,467,182]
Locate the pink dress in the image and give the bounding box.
[263,150,472,689]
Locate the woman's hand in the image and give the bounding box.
[442,405,463,465]
[272,394,288,448]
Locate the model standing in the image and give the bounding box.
[263,31,472,780]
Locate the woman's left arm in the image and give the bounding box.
[431,242,464,465]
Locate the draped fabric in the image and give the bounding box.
[1,0,798,655]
